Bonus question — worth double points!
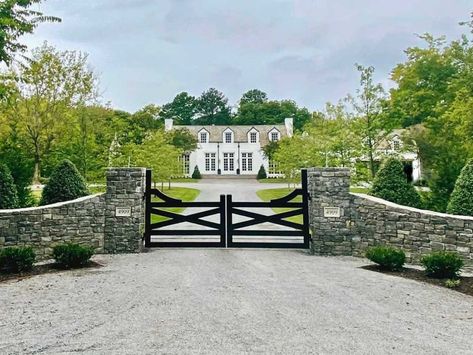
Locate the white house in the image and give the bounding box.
[165,118,294,177]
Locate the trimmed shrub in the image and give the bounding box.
[365,246,406,271]
[447,158,473,216]
[0,163,19,209]
[421,251,464,279]
[52,243,94,269]
[371,158,422,208]
[0,247,36,273]
[40,160,88,205]
[191,166,201,179]
[257,165,267,180]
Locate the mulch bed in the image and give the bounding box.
[362,264,473,297]
[0,261,103,284]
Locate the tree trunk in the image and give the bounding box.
[33,157,41,185]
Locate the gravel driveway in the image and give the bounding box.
[1,249,473,354]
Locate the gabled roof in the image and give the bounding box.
[174,124,288,145]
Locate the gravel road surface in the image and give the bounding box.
[1,249,473,354]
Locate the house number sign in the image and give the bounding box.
[324,207,341,218]
[115,207,131,217]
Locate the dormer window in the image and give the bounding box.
[223,128,234,144]
[393,139,401,151]
[250,132,257,143]
[199,132,208,143]
[270,132,279,142]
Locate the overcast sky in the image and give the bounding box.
[24,0,472,113]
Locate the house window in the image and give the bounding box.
[271,132,279,142]
[269,161,281,175]
[205,153,216,172]
[393,140,400,151]
[225,132,232,143]
[223,153,234,171]
[182,154,190,175]
[200,132,208,143]
[242,153,253,172]
[250,132,257,143]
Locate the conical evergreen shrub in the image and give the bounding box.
[371,158,422,208]
[0,163,19,209]
[191,166,201,179]
[257,165,267,180]
[447,159,473,216]
[40,160,89,205]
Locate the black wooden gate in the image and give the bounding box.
[144,169,310,249]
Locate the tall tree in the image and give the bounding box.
[4,43,98,183]
[0,0,60,66]
[160,92,197,125]
[349,64,389,179]
[239,89,268,105]
[195,88,231,125]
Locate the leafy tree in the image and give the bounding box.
[262,140,279,161]
[0,162,19,209]
[40,159,88,205]
[195,88,232,125]
[0,0,60,65]
[4,43,98,183]
[166,128,197,152]
[128,104,162,143]
[371,158,422,208]
[349,64,390,179]
[235,99,310,131]
[240,89,268,105]
[447,159,473,216]
[160,92,197,125]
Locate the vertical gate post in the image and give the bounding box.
[301,169,311,249]
[144,169,152,247]
[226,194,233,247]
[220,194,226,247]
[104,167,146,254]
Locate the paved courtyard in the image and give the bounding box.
[1,249,473,354]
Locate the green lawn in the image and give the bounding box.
[256,188,303,224]
[350,187,370,194]
[151,187,200,224]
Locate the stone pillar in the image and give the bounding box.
[307,168,353,255]
[104,168,146,254]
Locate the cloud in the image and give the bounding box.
[22,0,473,112]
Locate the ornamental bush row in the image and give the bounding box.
[0,243,95,274]
[366,246,464,279]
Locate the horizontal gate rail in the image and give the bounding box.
[144,170,226,248]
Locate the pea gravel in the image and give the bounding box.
[1,249,473,354]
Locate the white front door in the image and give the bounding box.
[223,152,235,174]
[241,153,253,173]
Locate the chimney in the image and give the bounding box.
[164,118,173,131]
[285,117,294,137]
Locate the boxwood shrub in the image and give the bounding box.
[191,166,201,179]
[257,165,267,180]
[371,158,422,208]
[447,158,473,216]
[0,246,36,273]
[53,243,94,269]
[40,160,89,206]
[421,251,464,279]
[0,163,19,209]
[366,246,406,271]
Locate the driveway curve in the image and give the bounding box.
[1,250,472,354]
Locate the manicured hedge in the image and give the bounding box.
[52,243,94,269]
[366,246,406,271]
[257,165,267,180]
[371,158,422,208]
[191,166,201,179]
[0,163,19,209]
[447,159,473,216]
[40,160,88,205]
[0,247,36,273]
[421,251,464,279]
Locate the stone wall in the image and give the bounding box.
[0,168,146,260]
[308,167,473,266]
[0,195,105,260]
